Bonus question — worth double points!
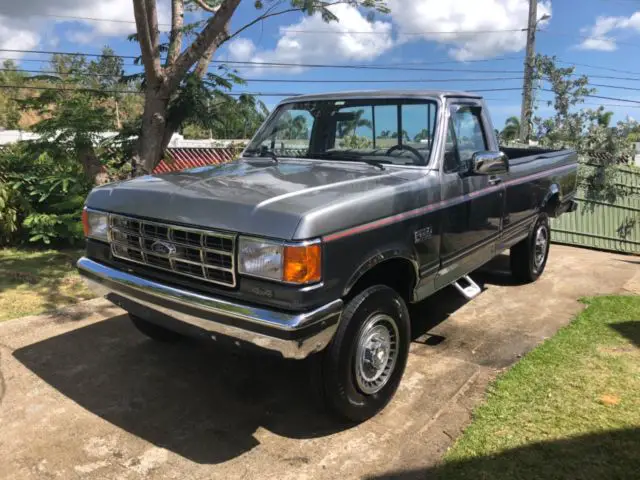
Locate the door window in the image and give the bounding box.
[445,105,488,172]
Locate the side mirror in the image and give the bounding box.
[471,151,509,175]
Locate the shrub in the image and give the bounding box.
[0,143,91,246]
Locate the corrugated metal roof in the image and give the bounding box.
[153,147,237,174]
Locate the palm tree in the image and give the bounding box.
[337,109,372,137]
[597,110,614,127]
[501,116,521,143]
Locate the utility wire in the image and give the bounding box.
[0,84,300,97]
[0,49,526,73]
[8,68,640,94]
[556,58,640,76]
[6,12,528,36]
[4,49,640,81]
[0,68,526,83]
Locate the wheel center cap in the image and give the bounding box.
[369,344,388,369]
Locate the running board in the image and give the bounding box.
[452,275,482,300]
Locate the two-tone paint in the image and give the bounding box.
[83,90,578,316]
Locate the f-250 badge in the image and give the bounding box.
[414,226,433,244]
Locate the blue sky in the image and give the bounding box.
[2,0,640,130]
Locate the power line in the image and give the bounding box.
[543,30,640,49]
[4,84,640,108]
[0,68,526,83]
[0,84,300,97]
[7,12,527,36]
[284,28,527,35]
[0,49,527,73]
[9,67,640,94]
[4,49,640,82]
[556,58,640,76]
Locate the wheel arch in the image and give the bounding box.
[343,250,420,303]
[541,183,561,217]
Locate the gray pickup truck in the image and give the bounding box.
[78,90,578,421]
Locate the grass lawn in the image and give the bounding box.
[0,248,94,321]
[428,296,640,479]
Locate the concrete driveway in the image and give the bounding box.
[0,245,638,480]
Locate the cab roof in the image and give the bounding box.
[280,89,483,103]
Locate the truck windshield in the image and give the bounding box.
[244,98,438,167]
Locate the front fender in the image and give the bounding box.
[343,247,420,297]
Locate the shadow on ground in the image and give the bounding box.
[367,428,640,479]
[13,255,513,465]
[610,321,640,348]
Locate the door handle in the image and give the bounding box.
[488,176,503,186]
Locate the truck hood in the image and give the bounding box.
[87,158,427,240]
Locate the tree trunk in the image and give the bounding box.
[136,86,170,175]
[77,144,108,185]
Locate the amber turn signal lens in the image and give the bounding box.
[81,208,90,237]
[283,243,322,284]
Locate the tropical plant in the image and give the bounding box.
[531,54,638,238]
[0,144,90,245]
[500,116,520,143]
[337,109,372,137]
[342,135,373,149]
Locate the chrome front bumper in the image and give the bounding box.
[77,257,343,359]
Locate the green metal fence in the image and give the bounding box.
[551,165,640,254]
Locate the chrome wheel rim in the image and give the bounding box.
[534,225,548,270]
[354,313,399,395]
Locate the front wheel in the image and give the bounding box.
[321,285,411,422]
[510,213,551,283]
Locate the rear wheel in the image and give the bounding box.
[129,314,183,343]
[320,285,410,422]
[510,213,550,283]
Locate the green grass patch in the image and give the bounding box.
[435,296,640,479]
[0,248,94,321]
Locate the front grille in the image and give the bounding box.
[108,213,236,288]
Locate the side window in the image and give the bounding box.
[451,105,487,167]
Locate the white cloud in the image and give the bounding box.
[0,19,40,58]
[578,11,640,51]
[387,0,552,61]
[579,37,617,52]
[227,0,551,71]
[0,0,170,54]
[227,4,394,73]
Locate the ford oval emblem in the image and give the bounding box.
[151,240,177,255]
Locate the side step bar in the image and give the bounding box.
[453,275,482,300]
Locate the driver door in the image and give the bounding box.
[436,102,505,288]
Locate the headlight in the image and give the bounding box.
[238,237,322,285]
[82,208,109,242]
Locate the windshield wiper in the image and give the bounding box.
[362,159,387,171]
[312,152,388,170]
[244,148,278,164]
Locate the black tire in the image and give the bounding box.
[129,314,183,343]
[321,285,411,422]
[510,213,551,283]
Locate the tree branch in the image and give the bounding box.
[166,0,185,67]
[226,7,303,43]
[168,0,241,89]
[194,27,225,78]
[192,0,219,13]
[132,0,163,82]
[226,1,345,44]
